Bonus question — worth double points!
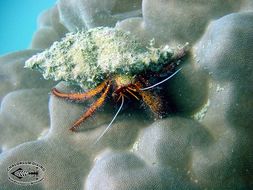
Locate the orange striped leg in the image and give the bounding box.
[138,90,165,118]
[51,80,108,101]
[70,81,111,131]
[130,82,165,117]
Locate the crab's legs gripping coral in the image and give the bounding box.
[70,81,111,131]
[52,80,111,131]
[51,80,109,101]
[52,68,182,133]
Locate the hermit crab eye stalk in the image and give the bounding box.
[25,26,189,141]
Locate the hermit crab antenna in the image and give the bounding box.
[94,96,125,144]
[140,68,182,91]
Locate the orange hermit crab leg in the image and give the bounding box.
[70,81,111,131]
[135,81,164,117]
[139,90,164,118]
[51,80,108,101]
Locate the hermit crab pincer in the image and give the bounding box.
[25,27,189,141]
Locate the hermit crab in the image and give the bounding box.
[25,27,188,141]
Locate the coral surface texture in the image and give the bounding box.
[0,1,252,190]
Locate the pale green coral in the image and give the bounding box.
[25,27,185,89]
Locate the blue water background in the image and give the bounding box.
[0,0,56,55]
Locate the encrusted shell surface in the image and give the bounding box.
[25,27,175,88]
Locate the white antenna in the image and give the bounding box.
[140,68,182,91]
[94,96,125,144]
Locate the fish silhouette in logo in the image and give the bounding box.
[11,168,39,179]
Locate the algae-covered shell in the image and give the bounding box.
[25,27,176,89]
